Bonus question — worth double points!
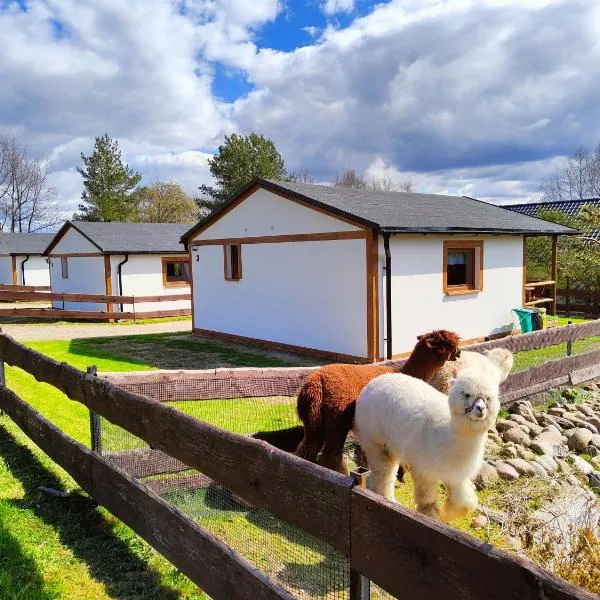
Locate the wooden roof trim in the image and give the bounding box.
[43,221,104,256]
[181,179,374,244]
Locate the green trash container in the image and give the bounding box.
[512,308,535,333]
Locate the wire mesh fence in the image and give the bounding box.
[96,372,393,599]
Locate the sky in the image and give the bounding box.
[2,0,600,218]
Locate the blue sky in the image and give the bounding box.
[1,0,600,216]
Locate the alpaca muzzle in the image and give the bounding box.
[470,399,487,420]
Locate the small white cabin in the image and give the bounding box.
[181,179,575,362]
[0,232,53,288]
[43,222,192,314]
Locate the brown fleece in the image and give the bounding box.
[294,330,461,475]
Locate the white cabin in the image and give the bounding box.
[44,222,192,315]
[182,179,575,362]
[0,232,53,288]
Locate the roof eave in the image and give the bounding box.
[378,227,580,236]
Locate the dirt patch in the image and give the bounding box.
[90,333,327,370]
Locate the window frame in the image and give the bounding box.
[223,244,242,281]
[61,257,69,279]
[161,257,191,288]
[443,240,483,295]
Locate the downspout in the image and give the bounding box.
[20,255,30,286]
[117,254,129,312]
[383,233,392,360]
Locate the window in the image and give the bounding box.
[443,241,483,295]
[224,244,242,281]
[162,258,190,287]
[61,257,69,279]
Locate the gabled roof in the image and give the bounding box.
[44,221,189,256]
[181,178,577,243]
[0,232,55,256]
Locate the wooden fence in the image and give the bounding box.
[557,287,600,317]
[0,332,595,600]
[0,287,191,320]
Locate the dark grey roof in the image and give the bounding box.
[0,232,55,256]
[505,198,600,218]
[182,178,577,241]
[45,222,189,255]
[505,198,599,243]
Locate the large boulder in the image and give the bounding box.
[505,458,536,476]
[496,462,520,481]
[534,455,559,474]
[496,419,518,432]
[531,440,554,456]
[503,427,531,447]
[474,462,499,490]
[510,401,539,424]
[571,455,593,475]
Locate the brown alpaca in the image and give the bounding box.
[294,330,461,475]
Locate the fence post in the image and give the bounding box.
[0,328,4,416]
[566,320,573,356]
[350,467,371,600]
[133,295,136,324]
[87,365,102,454]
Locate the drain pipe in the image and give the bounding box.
[383,232,393,360]
[20,255,30,286]
[117,254,129,312]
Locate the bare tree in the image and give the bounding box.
[334,168,367,189]
[294,168,314,184]
[0,136,59,232]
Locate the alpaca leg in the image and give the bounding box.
[319,434,349,475]
[295,427,325,464]
[361,442,399,501]
[412,472,440,520]
[441,480,478,523]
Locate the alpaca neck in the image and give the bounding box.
[401,355,442,382]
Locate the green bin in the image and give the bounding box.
[512,308,535,333]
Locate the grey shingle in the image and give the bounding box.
[47,222,189,254]
[505,198,600,219]
[182,178,577,241]
[0,233,55,256]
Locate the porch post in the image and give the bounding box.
[551,235,558,315]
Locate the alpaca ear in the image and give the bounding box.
[416,334,422,340]
[447,378,457,389]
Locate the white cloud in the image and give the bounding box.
[322,0,354,16]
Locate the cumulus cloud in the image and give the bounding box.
[322,0,354,16]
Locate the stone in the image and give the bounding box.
[474,462,499,490]
[553,444,569,458]
[536,413,561,429]
[567,428,594,452]
[471,514,488,530]
[571,455,593,475]
[552,416,576,430]
[534,455,559,474]
[549,407,566,417]
[487,432,503,444]
[567,416,598,433]
[587,445,599,457]
[499,445,519,459]
[589,472,600,492]
[587,417,600,432]
[592,435,600,449]
[591,457,600,471]
[506,458,536,476]
[555,458,571,474]
[496,419,518,432]
[518,424,531,435]
[566,474,581,486]
[496,462,520,481]
[577,404,595,417]
[529,460,551,480]
[526,422,544,437]
[508,413,529,426]
[531,440,554,456]
[516,446,536,461]
[503,428,531,447]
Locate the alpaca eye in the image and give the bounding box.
[465,393,470,399]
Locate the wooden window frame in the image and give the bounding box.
[161,257,191,288]
[223,244,242,281]
[61,257,69,279]
[443,240,483,295]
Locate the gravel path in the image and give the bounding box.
[0,319,192,341]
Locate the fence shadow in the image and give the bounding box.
[0,422,185,600]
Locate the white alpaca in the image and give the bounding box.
[429,347,513,394]
[354,370,500,522]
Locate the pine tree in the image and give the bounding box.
[75,134,141,221]
[198,132,292,212]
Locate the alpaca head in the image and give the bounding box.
[414,330,461,368]
[483,348,513,383]
[447,369,500,434]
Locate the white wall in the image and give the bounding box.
[192,238,368,357]
[17,256,50,287]
[49,256,106,310]
[0,257,13,285]
[114,254,191,313]
[387,235,523,355]
[192,188,361,240]
[51,227,99,253]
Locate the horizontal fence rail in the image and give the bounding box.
[0,289,192,304]
[0,332,597,599]
[0,284,50,292]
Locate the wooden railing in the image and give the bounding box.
[0,287,191,320]
[0,332,595,600]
